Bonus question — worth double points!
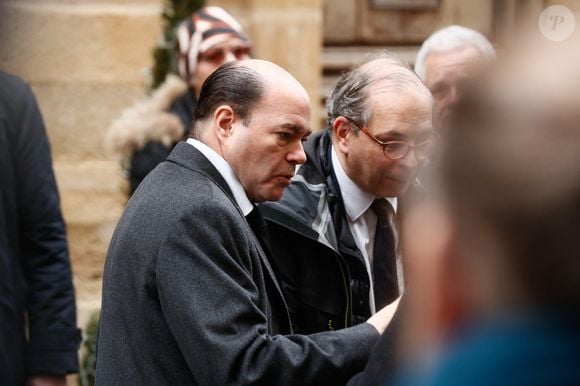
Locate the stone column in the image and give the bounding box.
[209,0,324,130]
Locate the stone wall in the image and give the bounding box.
[208,0,323,130]
[0,0,324,330]
[0,0,164,327]
[2,0,572,339]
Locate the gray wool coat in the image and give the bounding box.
[95,142,380,386]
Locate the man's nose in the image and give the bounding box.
[398,146,419,171]
[446,85,461,106]
[288,142,307,165]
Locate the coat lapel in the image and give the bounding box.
[166,142,292,332]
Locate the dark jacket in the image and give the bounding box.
[261,129,375,334]
[0,71,80,384]
[128,87,196,194]
[95,142,380,385]
[105,75,196,196]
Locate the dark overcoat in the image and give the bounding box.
[95,142,379,385]
[0,71,79,384]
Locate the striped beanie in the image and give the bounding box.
[175,6,249,81]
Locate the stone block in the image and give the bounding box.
[52,159,127,327]
[247,5,322,130]
[0,1,162,83]
[53,160,128,225]
[323,0,357,43]
[359,0,494,44]
[33,81,150,159]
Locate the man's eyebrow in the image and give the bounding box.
[375,130,406,140]
[376,128,433,141]
[280,123,311,135]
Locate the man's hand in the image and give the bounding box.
[25,374,67,386]
[366,296,401,334]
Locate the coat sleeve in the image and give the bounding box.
[156,205,380,386]
[11,79,80,374]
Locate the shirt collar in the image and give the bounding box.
[187,138,254,216]
[331,145,397,221]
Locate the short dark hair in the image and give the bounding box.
[192,62,265,136]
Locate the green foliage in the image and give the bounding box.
[150,0,205,90]
[78,310,100,386]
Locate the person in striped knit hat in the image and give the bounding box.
[106,6,252,195]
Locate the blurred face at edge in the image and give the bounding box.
[192,36,252,97]
[423,45,486,133]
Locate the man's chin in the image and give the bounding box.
[252,190,285,203]
[380,178,412,198]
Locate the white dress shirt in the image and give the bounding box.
[187,138,253,216]
[331,146,398,314]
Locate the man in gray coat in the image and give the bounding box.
[95,59,397,385]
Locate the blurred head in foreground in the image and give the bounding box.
[396,33,580,386]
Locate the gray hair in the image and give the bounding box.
[326,51,421,129]
[415,25,495,81]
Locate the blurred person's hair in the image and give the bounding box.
[326,51,421,129]
[415,25,496,80]
[440,36,580,312]
[193,62,264,135]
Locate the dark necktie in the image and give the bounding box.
[245,206,272,254]
[371,199,399,309]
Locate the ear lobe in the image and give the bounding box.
[213,105,236,140]
[333,116,352,154]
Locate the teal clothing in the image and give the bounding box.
[393,313,580,386]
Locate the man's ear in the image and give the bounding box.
[213,105,236,141]
[332,116,352,155]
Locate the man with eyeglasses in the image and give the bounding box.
[260,52,434,335]
[96,59,400,385]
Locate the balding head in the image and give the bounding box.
[326,51,430,130]
[194,59,309,136]
[241,59,310,101]
[192,59,311,203]
[328,51,434,198]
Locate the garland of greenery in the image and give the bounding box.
[150,0,205,90]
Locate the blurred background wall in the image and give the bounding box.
[0,0,578,331]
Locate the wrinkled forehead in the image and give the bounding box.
[368,79,433,114]
[426,45,487,76]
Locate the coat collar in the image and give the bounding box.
[167,142,238,212]
[167,141,293,333]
